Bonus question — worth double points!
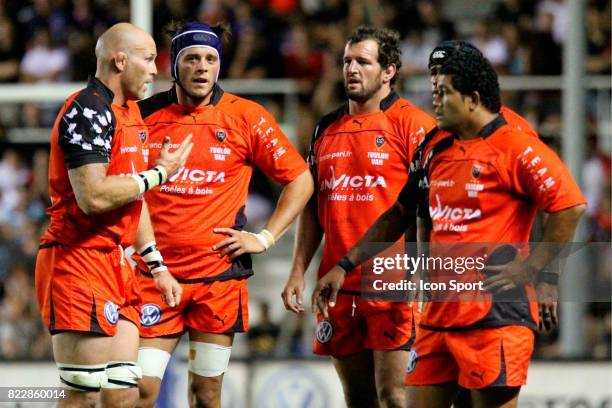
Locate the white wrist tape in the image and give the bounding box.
[131,165,168,194]
[138,241,168,276]
[246,229,275,251]
[260,229,275,246]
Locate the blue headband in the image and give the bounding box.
[170,23,222,81]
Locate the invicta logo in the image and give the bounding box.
[320,166,387,190]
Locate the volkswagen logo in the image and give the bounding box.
[315,320,333,344]
[141,304,162,327]
[406,349,418,374]
[104,301,119,325]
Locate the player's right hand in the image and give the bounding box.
[156,134,193,178]
[311,266,345,319]
[282,274,305,313]
[154,270,182,308]
[537,282,558,332]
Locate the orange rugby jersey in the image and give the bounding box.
[312,92,436,291]
[42,77,148,249]
[407,115,586,329]
[136,85,308,281]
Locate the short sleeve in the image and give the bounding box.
[506,135,586,213]
[245,105,308,184]
[58,90,115,169]
[401,108,436,163]
[501,107,539,139]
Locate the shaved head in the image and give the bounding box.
[95,23,154,64]
[94,23,158,103]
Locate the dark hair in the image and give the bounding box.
[439,50,501,113]
[347,25,402,85]
[164,20,232,46]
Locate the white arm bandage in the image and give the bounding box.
[138,241,168,276]
[131,165,168,194]
[247,229,276,251]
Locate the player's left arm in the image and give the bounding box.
[134,201,182,307]
[484,136,587,297]
[213,105,313,260]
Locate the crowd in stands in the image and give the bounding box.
[0,0,609,361]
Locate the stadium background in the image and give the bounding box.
[0,0,609,406]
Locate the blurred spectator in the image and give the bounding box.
[19,27,70,127]
[501,23,529,74]
[471,21,509,69]
[536,0,567,44]
[584,134,612,240]
[281,23,323,96]
[247,302,280,358]
[585,0,612,74]
[0,18,19,83]
[400,30,437,76]
[529,11,562,75]
[414,0,455,44]
[19,27,69,84]
[0,150,29,225]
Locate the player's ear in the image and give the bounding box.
[114,51,128,73]
[468,91,480,111]
[382,63,396,84]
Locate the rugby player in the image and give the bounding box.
[35,23,191,407]
[134,22,313,408]
[284,26,435,407]
[315,47,585,408]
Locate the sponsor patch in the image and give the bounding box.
[104,301,119,325]
[140,303,162,327]
[315,320,333,344]
[406,348,418,373]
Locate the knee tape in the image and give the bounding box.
[137,347,172,379]
[188,342,232,378]
[103,361,142,389]
[57,363,108,392]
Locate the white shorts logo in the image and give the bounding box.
[104,301,119,325]
[141,304,162,327]
[407,349,418,373]
[315,320,333,344]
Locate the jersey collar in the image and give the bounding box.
[209,83,224,106]
[478,114,507,138]
[379,90,399,111]
[88,76,114,104]
[171,83,225,107]
[341,90,400,115]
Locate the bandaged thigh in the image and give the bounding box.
[57,363,108,392]
[188,342,232,377]
[137,347,172,379]
[103,361,142,389]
